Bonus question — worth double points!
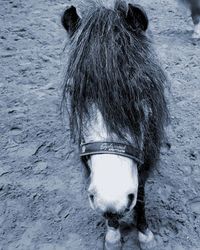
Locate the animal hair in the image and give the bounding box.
[62,0,169,167]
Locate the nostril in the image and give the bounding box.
[88,191,96,210]
[127,193,135,209]
[89,194,94,203]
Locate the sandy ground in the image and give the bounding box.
[0,0,200,249]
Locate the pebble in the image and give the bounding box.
[9,127,22,135]
[34,161,48,173]
[177,165,192,176]
[9,144,38,158]
[0,166,10,177]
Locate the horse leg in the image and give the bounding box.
[135,184,156,249]
[104,219,122,250]
[192,20,200,39]
[190,1,200,38]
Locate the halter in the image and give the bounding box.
[80,141,144,167]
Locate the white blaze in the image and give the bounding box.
[83,108,139,213]
[88,154,138,212]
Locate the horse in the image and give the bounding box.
[178,0,200,38]
[61,1,169,249]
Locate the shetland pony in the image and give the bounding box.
[61,1,169,249]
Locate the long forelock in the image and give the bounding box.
[62,0,169,160]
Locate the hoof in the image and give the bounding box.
[192,32,200,39]
[104,240,122,250]
[104,228,122,250]
[138,228,156,249]
[192,24,200,39]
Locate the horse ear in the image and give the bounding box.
[61,6,81,36]
[126,4,148,31]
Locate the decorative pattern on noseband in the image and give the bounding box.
[80,142,144,167]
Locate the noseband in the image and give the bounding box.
[80,141,144,168]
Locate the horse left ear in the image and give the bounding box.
[61,6,81,36]
[126,4,148,31]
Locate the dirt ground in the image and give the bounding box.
[0,0,200,249]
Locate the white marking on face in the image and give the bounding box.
[83,108,139,213]
[83,108,138,144]
[88,154,138,213]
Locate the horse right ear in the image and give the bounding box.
[61,6,81,36]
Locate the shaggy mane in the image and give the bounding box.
[62,0,169,165]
